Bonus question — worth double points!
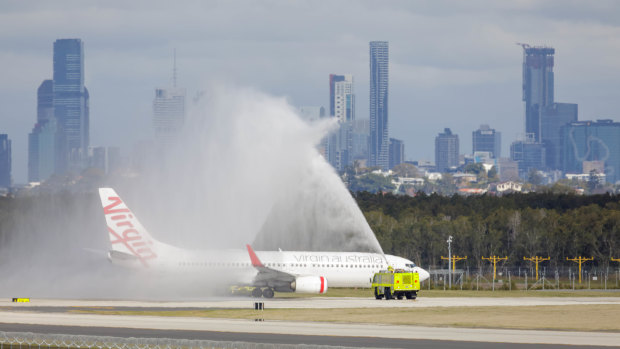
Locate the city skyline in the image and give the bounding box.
[2,1,620,182]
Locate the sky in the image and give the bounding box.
[1,0,620,183]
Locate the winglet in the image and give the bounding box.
[246,244,264,267]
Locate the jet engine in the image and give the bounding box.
[291,276,328,294]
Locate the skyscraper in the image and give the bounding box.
[561,120,620,183]
[153,88,186,148]
[0,134,11,188]
[472,124,501,158]
[435,128,459,172]
[153,52,186,149]
[521,45,555,143]
[351,119,369,164]
[329,74,345,117]
[541,102,577,169]
[53,39,89,173]
[37,80,54,123]
[510,137,545,176]
[517,44,578,172]
[327,74,355,171]
[330,74,355,124]
[369,41,389,170]
[29,79,56,182]
[388,138,404,170]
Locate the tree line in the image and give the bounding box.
[1,190,619,274]
[354,191,620,271]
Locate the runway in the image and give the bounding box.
[1,297,620,348]
[1,311,618,348]
[3,296,620,309]
[0,323,606,349]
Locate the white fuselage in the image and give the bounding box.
[116,246,429,288]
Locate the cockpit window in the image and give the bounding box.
[405,263,416,268]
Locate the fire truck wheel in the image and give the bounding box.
[262,288,274,298]
[251,287,263,298]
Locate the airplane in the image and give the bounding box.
[99,187,430,298]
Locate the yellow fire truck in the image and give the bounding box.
[372,270,420,300]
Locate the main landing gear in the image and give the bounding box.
[252,287,275,298]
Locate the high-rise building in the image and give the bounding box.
[53,39,89,173]
[154,51,186,149]
[88,146,122,174]
[541,102,578,170]
[37,80,54,123]
[330,74,355,124]
[389,138,404,169]
[327,74,355,171]
[518,44,578,173]
[28,118,57,182]
[329,75,344,117]
[561,120,620,183]
[521,45,555,143]
[435,128,459,172]
[510,136,545,177]
[29,80,56,182]
[472,124,501,158]
[351,119,369,165]
[369,41,389,170]
[153,87,186,147]
[0,134,11,188]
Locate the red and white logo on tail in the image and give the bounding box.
[99,188,158,267]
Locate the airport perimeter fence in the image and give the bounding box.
[0,331,375,349]
[424,265,620,291]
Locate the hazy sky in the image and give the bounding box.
[2,0,620,183]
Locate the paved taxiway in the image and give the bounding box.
[3,296,620,309]
[1,297,620,348]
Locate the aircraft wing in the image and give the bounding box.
[246,244,296,284]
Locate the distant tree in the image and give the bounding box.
[547,181,575,195]
[436,173,457,195]
[348,173,395,193]
[463,163,484,175]
[588,169,601,192]
[487,166,498,182]
[392,163,420,178]
[354,191,620,268]
[528,169,543,186]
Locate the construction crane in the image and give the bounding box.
[516,42,530,50]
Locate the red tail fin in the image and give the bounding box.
[246,244,264,267]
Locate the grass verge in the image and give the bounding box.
[72,304,620,332]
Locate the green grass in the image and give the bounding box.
[71,304,620,332]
